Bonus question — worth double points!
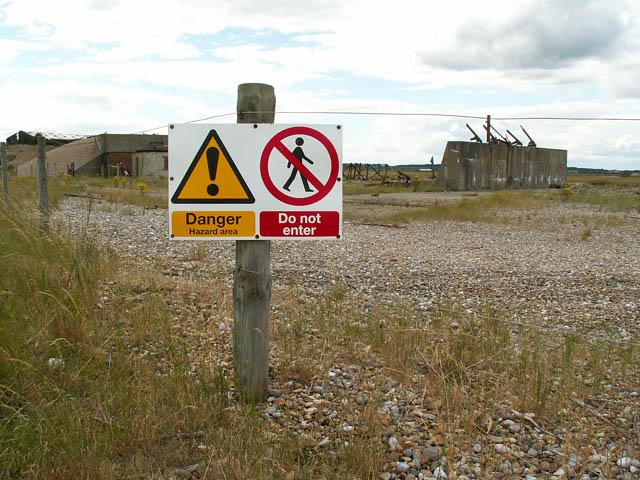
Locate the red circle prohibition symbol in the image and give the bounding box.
[260,126,339,206]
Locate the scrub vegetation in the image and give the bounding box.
[0,174,638,478]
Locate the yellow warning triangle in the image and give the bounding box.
[171,130,254,204]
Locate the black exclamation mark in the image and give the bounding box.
[206,147,219,196]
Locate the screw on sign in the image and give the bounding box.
[260,126,339,206]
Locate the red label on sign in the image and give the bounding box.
[260,211,340,237]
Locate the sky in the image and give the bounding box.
[1,0,639,169]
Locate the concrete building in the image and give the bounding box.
[16,133,168,177]
[436,141,567,191]
[132,150,168,177]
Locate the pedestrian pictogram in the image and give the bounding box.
[260,126,339,206]
[283,137,314,192]
[171,129,255,204]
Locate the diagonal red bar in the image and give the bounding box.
[273,141,325,192]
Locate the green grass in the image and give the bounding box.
[345,184,639,227]
[342,179,443,195]
[567,174,640,187]
[2,176,88,209]
[569,189,640,213]
[2,174,638,477]
[2,175,168,209]
[0,202,393,479]
[0,206,277,478]
[347,190,551,225]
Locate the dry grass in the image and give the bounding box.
[567,174,640,186]
[2,175,639,478]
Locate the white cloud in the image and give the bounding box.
[1,0,639,169]
[0,38,51,63]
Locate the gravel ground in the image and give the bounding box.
[54,195,639,479]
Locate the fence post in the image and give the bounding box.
[233,83,275,401]
[1,142,9,208]
[37,135,49,219]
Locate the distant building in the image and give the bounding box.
[132,150,168,178]
[16,133,168,177]
[437,141,567,190]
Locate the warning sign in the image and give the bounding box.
[259,211,339,237]
[260,126,339,206]
[171,130,254,204]
[169,123,342,240]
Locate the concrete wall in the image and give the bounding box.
[17,138,102,176]
[107,152,133,172]
[436,141,567,191]
[6,144,56,167]
[102,133,167,153]
[132,151,168,177]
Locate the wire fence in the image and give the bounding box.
[12,109,640,140]
[134,110,640,134]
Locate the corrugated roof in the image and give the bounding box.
[22,131,88,141]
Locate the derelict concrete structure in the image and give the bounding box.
[16,133,167,177]
[436,141,567,191]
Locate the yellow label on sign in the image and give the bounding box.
[171,130,254,204]
[172,211,256,238]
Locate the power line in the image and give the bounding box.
[130,110,640,136]
[231,110,640,122]
[133,112,236,134]
[13,109,640,150]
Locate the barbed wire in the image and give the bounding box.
[12,109,640,140]
[131,110,640,134]
[251,111,640,122]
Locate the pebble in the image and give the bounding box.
[495,443,508,454]
[396,462,410,473]
[423,446,441,462]
[388,436,399,451]
[617,457,632,469]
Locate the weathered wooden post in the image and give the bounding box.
[0,142,9,208]
[486,115,491,143]
[233,83,275,401]
[37,135,49,218]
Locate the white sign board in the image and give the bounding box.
[169,123,342,240]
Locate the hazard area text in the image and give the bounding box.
[172,211,255,238]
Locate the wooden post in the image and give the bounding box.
[486,115,491,143]
[233,83,275,401]
[0,142,9,208]
[37,135,49,218]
